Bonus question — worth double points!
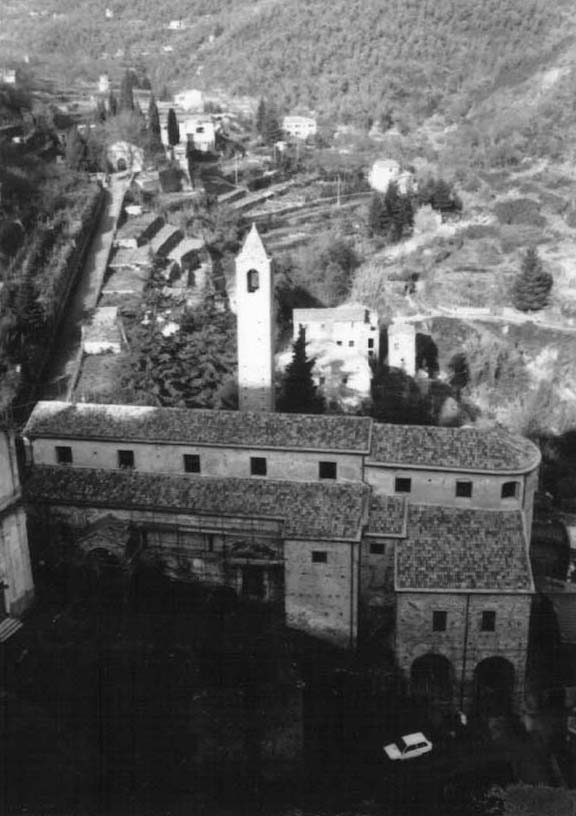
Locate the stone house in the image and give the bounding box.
[282,116,317,140]
[293,305,380,361]
[22,402,540,713]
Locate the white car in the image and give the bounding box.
[383,731,433,761]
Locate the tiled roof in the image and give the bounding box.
[366,495,406,537]
[109,246,152,268]
[115,213,162,240]
[369,424,540,473]
[24,467,369,540]
[150,225,183,255]
[396,505,533,592]
[24,402,373,453]
[294,305,371,324]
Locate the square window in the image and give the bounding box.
[481,611,496,632]
[117,449,135,469]
[501,481,519,499]
[336,340,343,346]
[455,480,473,498]
[370,542,385,555]
[348,340,355,347]
[55,445,72,465]
[183,454,201,473]
[319,461,337,480]
[433,611,447,632]
[250,456,267,476]
[395,477,412,493]
[312,551,327,563]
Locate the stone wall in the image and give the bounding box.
[284,538,358,648]
[32,437,365,483]
[0,504,34,616]
[396,591,532,712]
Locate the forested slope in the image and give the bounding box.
[4,0,575,126]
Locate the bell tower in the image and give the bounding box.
[235,224,275,412]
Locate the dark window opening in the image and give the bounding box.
[370,542,385,555]
[319,461,337,480]
[250,457,267,476]
[336,340,343,346]
[433,611,447,632]
[456,480,473,498]
[56,445,72,465]
[183,454,201,473]
[242,566,265,599]
[395,477,412,493]
[501,481,519,499]
[368,338,374,349]
[481,610,496,632]
[348,340,355,347]
[247,269,259,292]
[117,449,134,469]
[312,551,327,563]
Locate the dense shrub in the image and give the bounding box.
[494,197,545,227]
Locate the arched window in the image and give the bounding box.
[247,269,259,292]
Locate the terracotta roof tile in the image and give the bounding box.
[366,494,406,536]
[24,402,373,453]
[24,466,369,541]
[370,424,539,472]
[396,505,533,591]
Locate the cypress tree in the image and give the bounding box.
[384,181,404,242]
[278,326,325,414]
[147,94,163,153]
[108,90,118,116]
[119,70,135,112]
[512,248,553,312]
[167,107,180,146]
[64,126,87,171]
[255,97,266,138]
[368,193,387,237]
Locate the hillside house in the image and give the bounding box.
[22,401,539,712]
[182,116,216,152]
[174,89,204,112]
[293,304,380,361]
[282,116,317,140]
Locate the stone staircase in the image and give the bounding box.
[0,617,23,643]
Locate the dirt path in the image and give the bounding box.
[41,176,129,401]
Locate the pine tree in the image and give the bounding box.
[278,326,325,414]
[119,70,135,113]
[512,248,553,312]
[167,107,180,146]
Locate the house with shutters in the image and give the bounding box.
[21,401,540,712]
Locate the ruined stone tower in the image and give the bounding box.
[235,224,275,412]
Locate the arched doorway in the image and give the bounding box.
[474,657,515,716]
[411,653,454,705]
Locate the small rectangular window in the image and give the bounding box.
[312,551,327,563]
[395,477,412,494]
[336,340,343,346]
[368,338,374,349]
[456,480,473,498]
[370,542,385,555]
[250,456,267,476]
[56,445,72,465]
[433,611,447,632]
[319,461,337,480]
[183,454,201,473]
[481,611,496,632]
[117,449,135,469]
[501,481,519,499]
[348,340,355,347]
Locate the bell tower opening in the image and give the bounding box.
[247,269,259,292]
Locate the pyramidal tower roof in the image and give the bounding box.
[237,223,269,263]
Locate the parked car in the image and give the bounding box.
[383,731,433,761]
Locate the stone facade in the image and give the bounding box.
[22,400,541,712]
[0,429,34,616]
